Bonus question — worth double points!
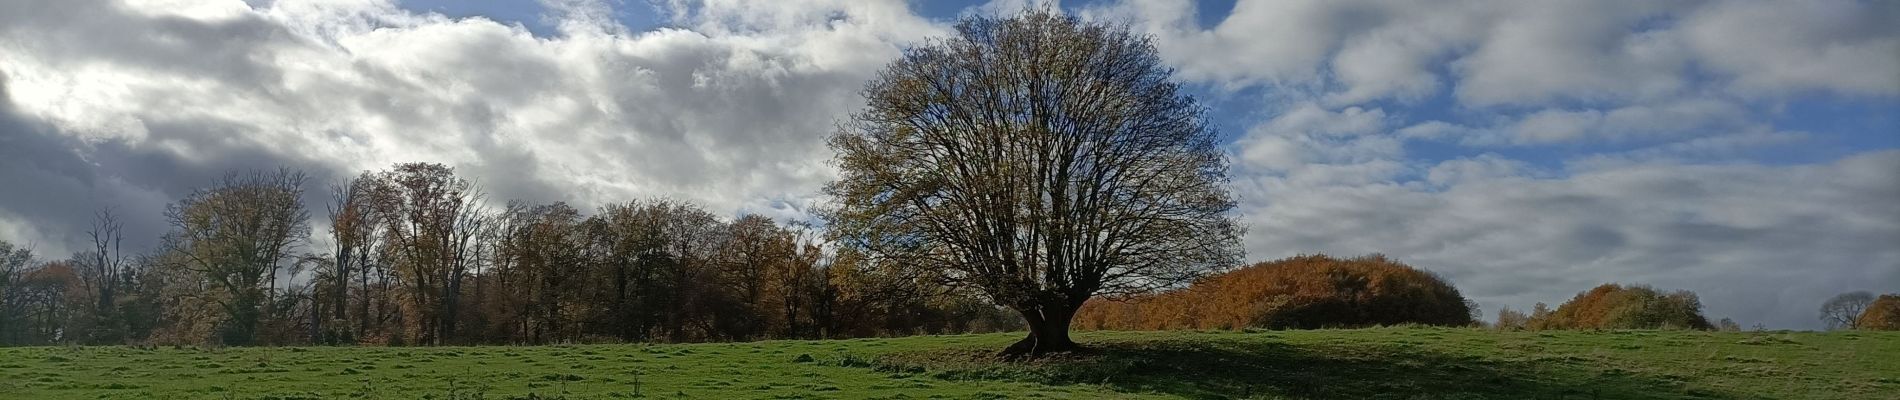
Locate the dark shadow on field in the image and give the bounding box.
[854,335,1751,400]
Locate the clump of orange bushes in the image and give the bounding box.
[1074,254,1474,330]
[1858,294,1900,331]
[1520,283,1712,330]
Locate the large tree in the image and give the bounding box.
[367,162,488,345]
[162,169,310,345]
[826,9,1242,355]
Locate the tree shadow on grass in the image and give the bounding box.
[857,336,1751,400]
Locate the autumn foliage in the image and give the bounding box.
[1074,254,1474,330]
[1528,284,1712,330]
[1857,294,1900,331]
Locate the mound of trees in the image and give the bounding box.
[1074,254,1475,330]
[1857,294,1900,331]
[1522,284,1711,330]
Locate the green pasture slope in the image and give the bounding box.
[1,327,1894,399]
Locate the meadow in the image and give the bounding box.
[1,327,1893,399]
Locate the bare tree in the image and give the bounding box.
[1820,291,1875,330]
[72,208,129,341]
[367,162,488,345]
[826,9,1242,355]
[1495,306,1529,331]
[311,172,382,343]
[162,168,310,345]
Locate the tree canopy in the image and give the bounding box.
[1858,294,1900,331]
[1530,284,1712,330]
[826,9,1241,355]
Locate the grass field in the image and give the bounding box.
[1,327,1894,399]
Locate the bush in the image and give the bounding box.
[1494,306,1529,330]
[1857,294,1900,331]
[1075,254,1474,330]
[1530,284,1712,330]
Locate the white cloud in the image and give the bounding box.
[1092,0,1899,105]
[1234,103,1398,174]
[1450,0,1692,105]
[1682,0,1900,96]
[1426,154,1531,186]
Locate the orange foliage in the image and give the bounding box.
[1075,254,1473,330]
[1531,283,1711,330]
[1857,294,1900,331]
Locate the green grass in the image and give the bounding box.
[0,327,1893,399]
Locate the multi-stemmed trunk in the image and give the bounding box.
[1001,304,1080,356]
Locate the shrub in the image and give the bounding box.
[1856,294,1900,331]
[1495,306,1529,331]
[1075,254,1474,330]
[1530,284,1712,330]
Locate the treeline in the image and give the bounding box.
[0,163,1017,347]
[1075,254,1478,330]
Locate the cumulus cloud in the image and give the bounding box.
[0,0,946,254]
[1092,0,1899,105]
[1681,0,1900,96]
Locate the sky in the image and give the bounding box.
[0,0,1895,330]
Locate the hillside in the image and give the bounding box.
[1,327,1894,399]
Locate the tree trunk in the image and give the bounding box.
[1001,305,1079,356]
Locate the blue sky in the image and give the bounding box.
[1,0,1895,329]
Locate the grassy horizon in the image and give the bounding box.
[1,327,1893,399]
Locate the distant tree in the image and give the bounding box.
[11,260,77,343]
[1716,317,1742,332]
[492,201,586,343]
[366,163,488,345]
[162,169,310,345]
[767,222,826,338]
[583,200,691,343]
[317,172,382,343]
[72,208,130,342]
[0,240,35,344]
[1464,299,1483,327]
[722,215,792,338]
[1525,302,1554,331]
[1857,294,1900,331]
[1818,291,1874,330]
[827,9,1241,355]
[1495,306,1529,331]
